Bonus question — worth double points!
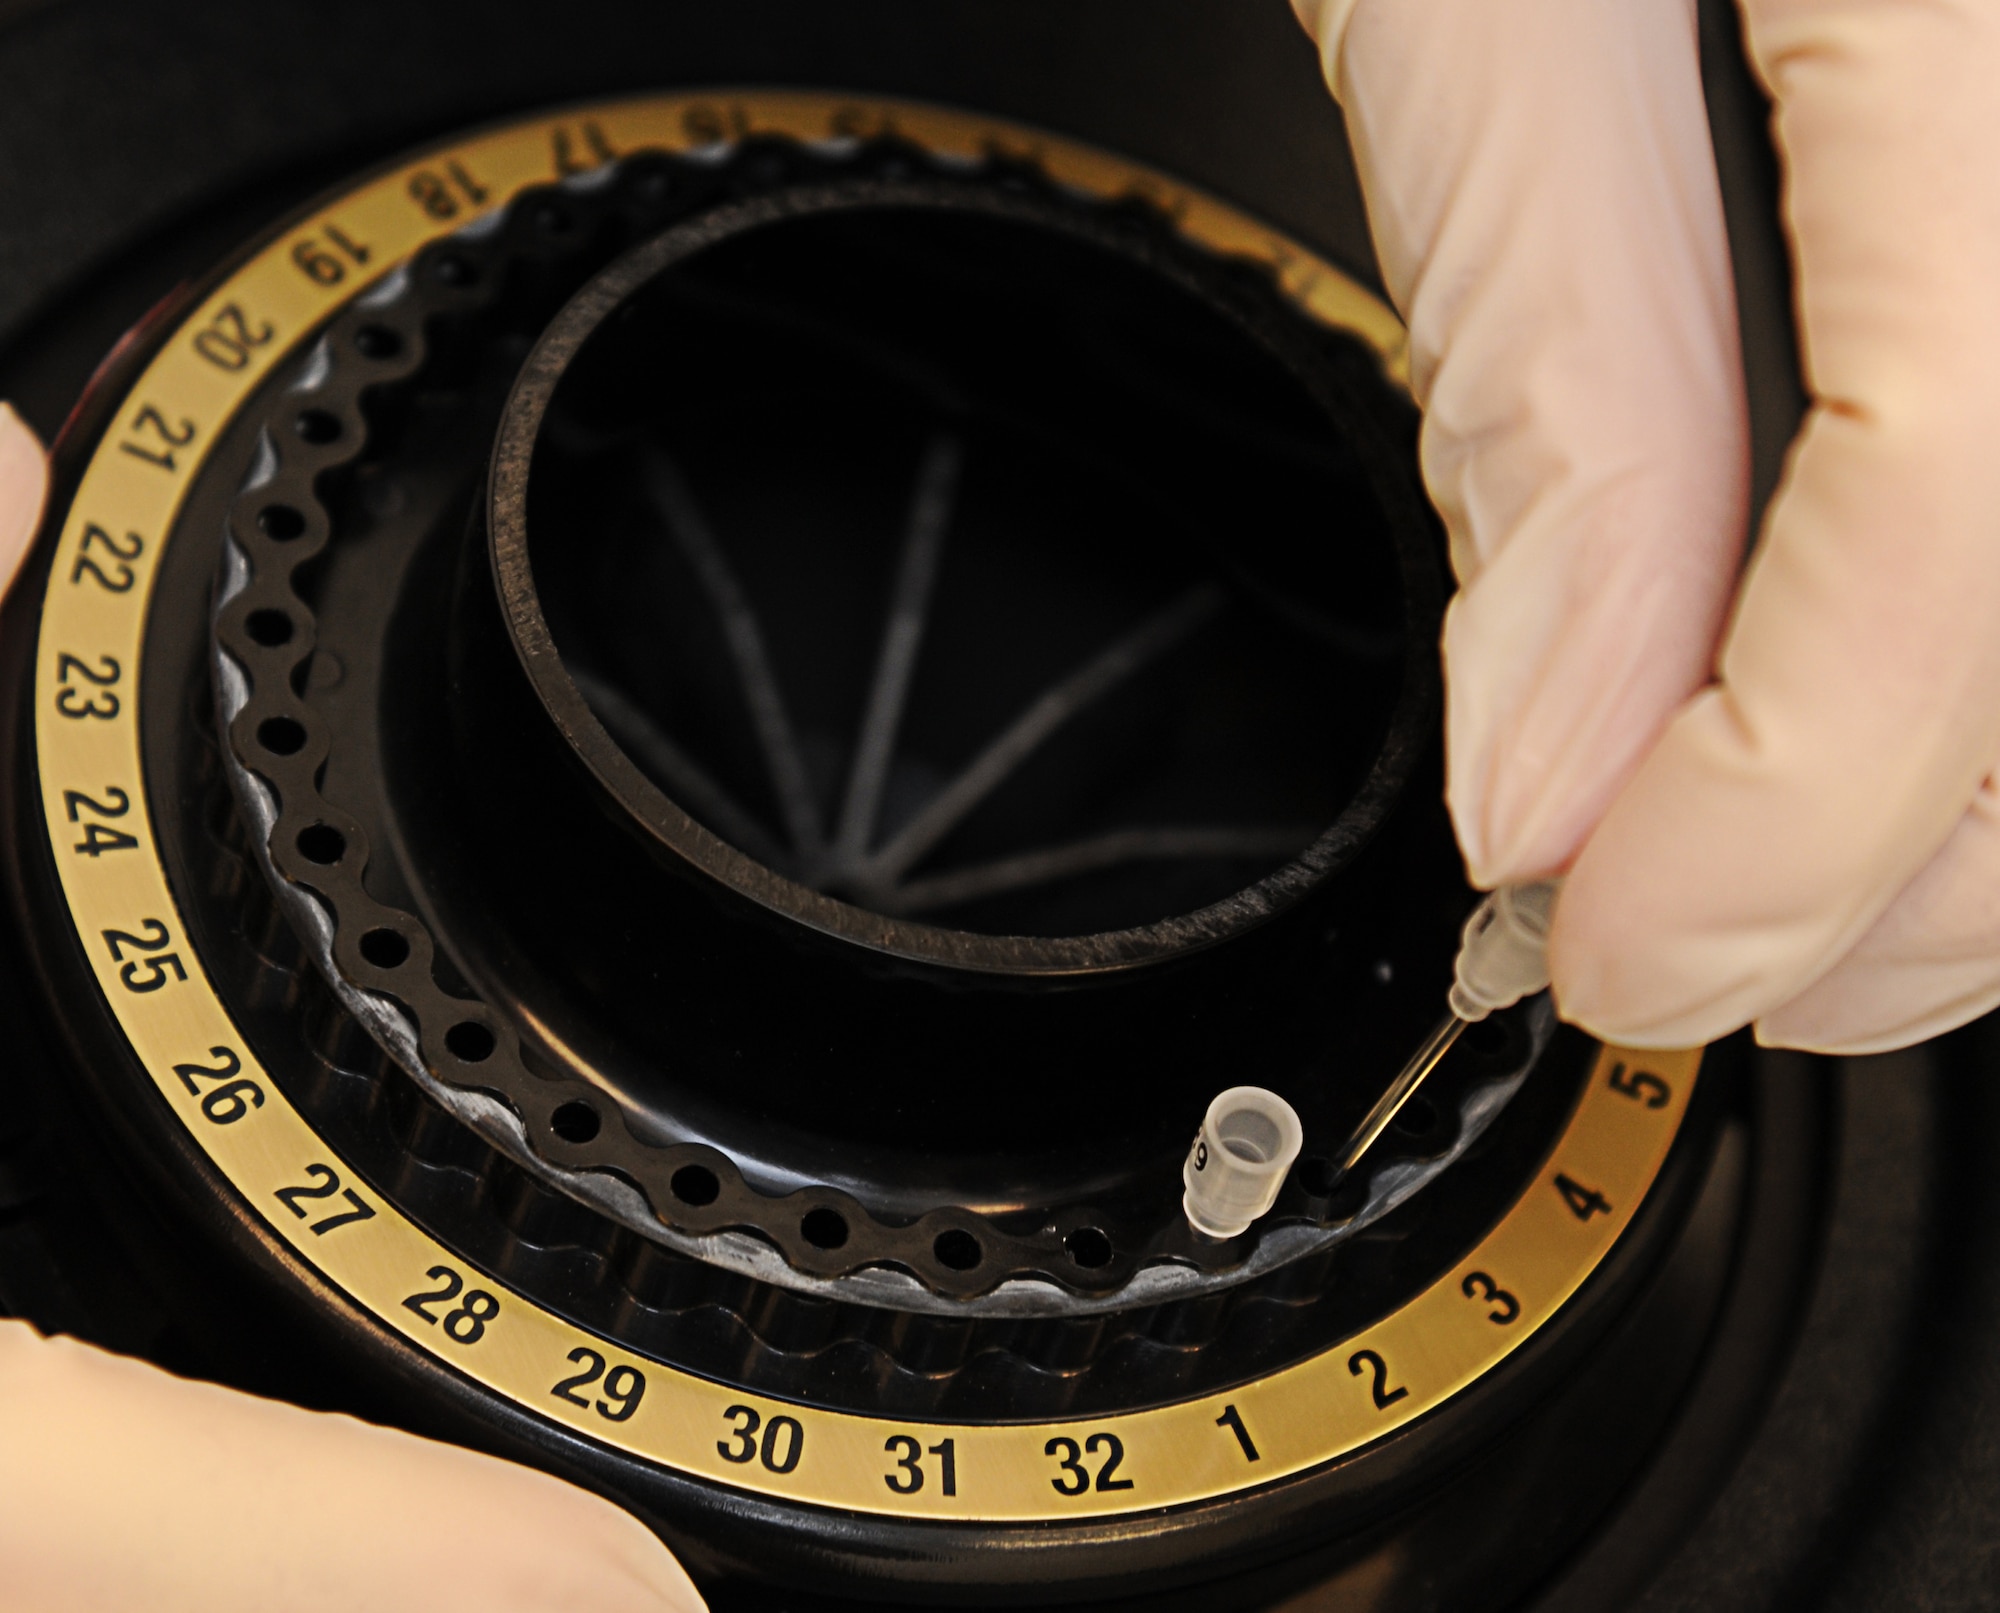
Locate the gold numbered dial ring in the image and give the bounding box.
[27,91,1707,1586]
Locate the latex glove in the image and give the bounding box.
[0,401,38,585]
[0,411,702,1611]
[1297,0,2000,1053]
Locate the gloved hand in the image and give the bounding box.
[0,406,703,1612]
[1296,0,2000,1054]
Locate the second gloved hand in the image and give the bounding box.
[0,1322,708,1613]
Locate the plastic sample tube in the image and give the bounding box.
[1182,1086,1305,1241]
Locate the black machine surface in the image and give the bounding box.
[1,4,1997,1610]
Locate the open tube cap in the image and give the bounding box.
[1182,1085,1305,1240]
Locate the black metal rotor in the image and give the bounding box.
[205,135,1555,1313]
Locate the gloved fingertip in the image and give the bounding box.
[0,402,49,594]
[1449,787,1579,896]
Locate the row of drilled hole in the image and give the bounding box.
[644,1171,1113,1275]
[240,319,511,1075]
[653,1165,1116,1273]
[252,775,503,1066]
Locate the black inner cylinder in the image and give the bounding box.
[522,203,1408,941]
